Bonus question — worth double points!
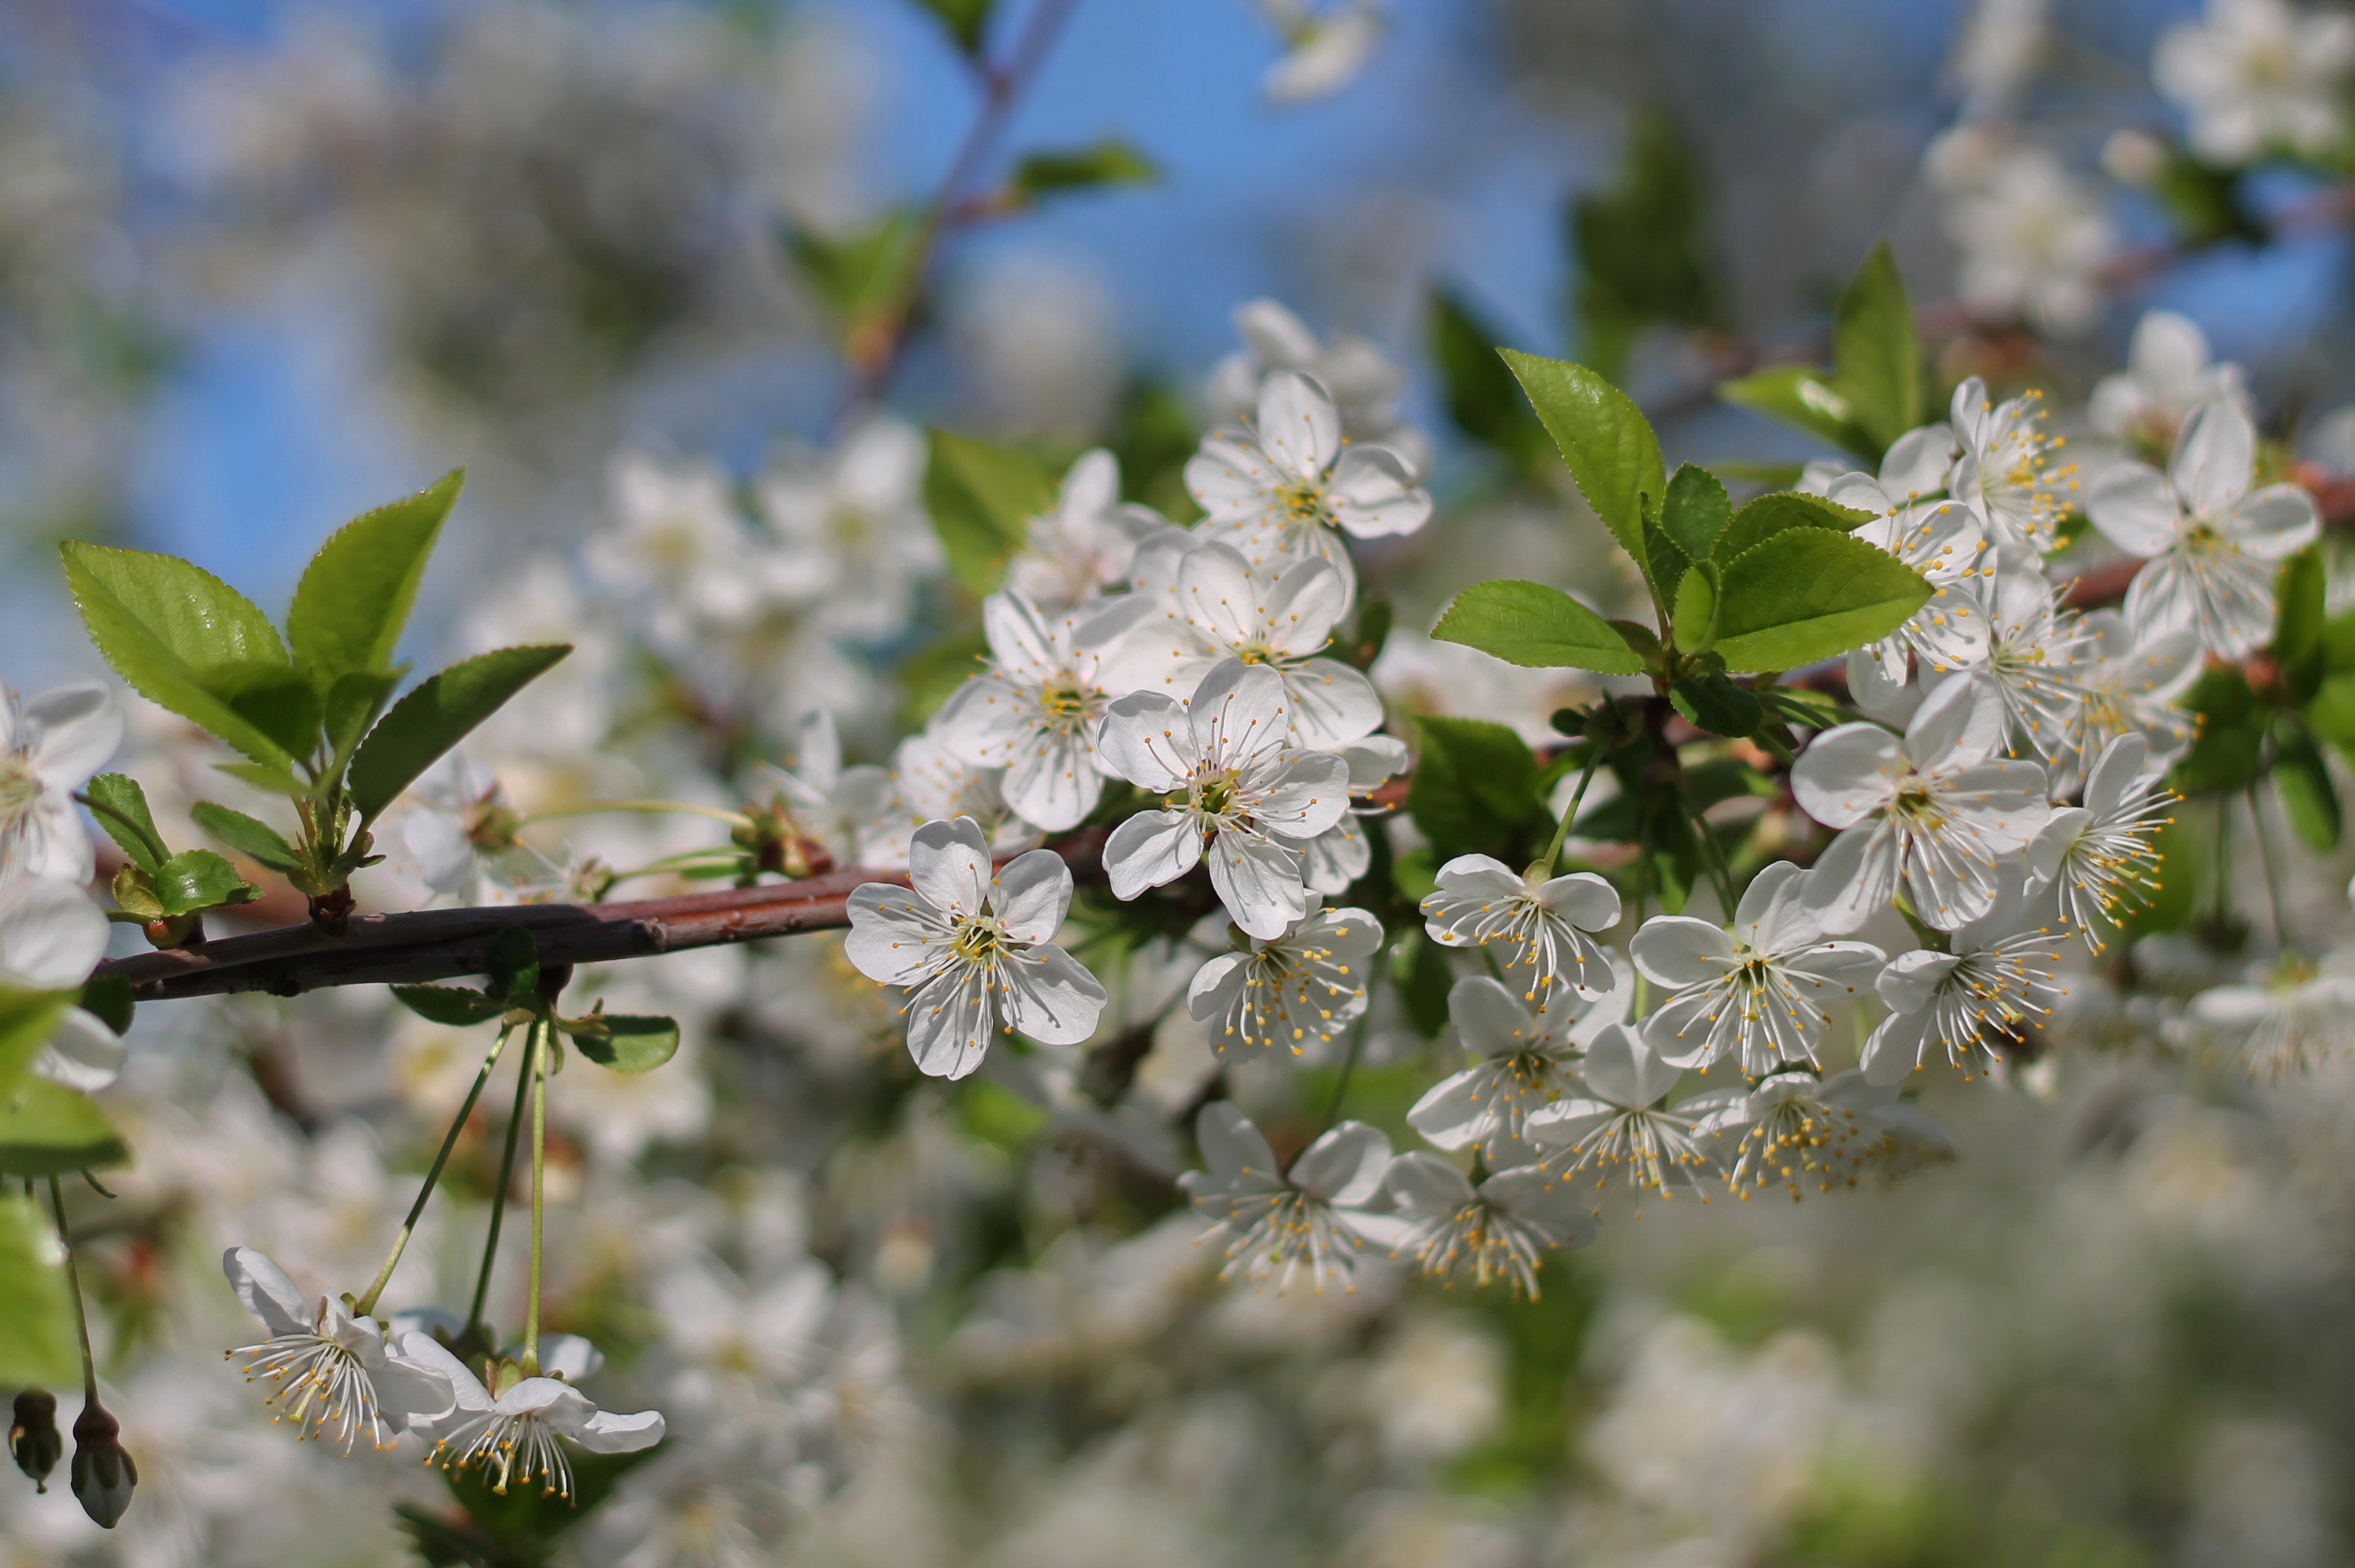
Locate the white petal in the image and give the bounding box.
[1002,727,1101,833]
[1904,673,2004,770]
[1192,660,1292,770]
[1325,446,1431,538]
[1255,370,1342,481]
[2229,484,2321,559]
[1535,871,1621,931]
[1104,809,1202,900]
[1280,659,1383,750]
[22,685,122,789]
[1406,1068,1489,1152]
[223,1246,314,1338]
[2170,399,2254,516]
[1252,751,1351,838]
[1097,691,1201,793]
[844,883,954,986]
[1578,1020,1680,1110]
[906,817,992,915]
[1447,974,1541,1058]
[989,849,1073,943]
[32,1008,124,1093]
[2087,462,2180,557]
[0,877,107,988]
[1263,555,1351,656]
[1209,828,1309,940]
[1000,946,1108,1046]
[1790,723,1902,827]
[1194,1101,1280,1187]
[904,967,995,1080]
[1292,1120,1393,1207]
[1804,822,1900,937]
[1381,1149,1475,1214]
[1630,915,1734,987]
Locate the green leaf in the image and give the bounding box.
[0,1078,128,1177]
[347,646,571,824]
[324,669,404,772]
[2308,671,2355,744]
[82,773,167,875]
[911,0,991,53]
[1408,717,1544,861]
[1008,138,1158,201]
[220,664,323,760]
[1395,930,1454,1038]
[190,802,304,874]
[1499,349,1664,571]
[1428,289,1548,477]
[485,927,541,1012]
[0,1193,78,1386]
[2274,546,2327,704]
[786,209,923,349]
[924,431,1058,596]
[2273,716,2341,850]
[58,541,299,770]
[213,760,309,797]
[2173,667,2267,795]
[288,471,461,686]
[1430,581,1643,675]
[0,985,73,1103]
[1714,490,1874,564]
[2321,606,2355,673]
[1669,567,1717,654]
[564,1014,680,1073]
[1709,530,1932,673]
[392,985,509,1028]
[1570,109,1720,384]
[1659,464,1732,564]
[1670,671,1760,737]
[1828,240,1922,452]
[2113,813,2202,941]
[1717,365,1875,461]
[153,850,262,919]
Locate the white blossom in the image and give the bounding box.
[1178,1103,1392,1291]
[1630,861,1886,1076]
[2089,310,2251,448]
[2029,731,2175,948]
[2154,0,2355,165]
[2053,609,2201,792]
[1946,376,2077,552]
[1095,659,1350,938]
[1405,975,1596,1162]
[880,730,1038,864]
[221,1247,454,1454]
[1793,674,2050,933]
[1939,146,2117,336]
[1528,1022,1710,1199]
[1860,876,2067,1084]
[2193,964,2355,1075]
[2087,399,2320,659]
[398,1331,663,1499]
[844,817,1108,1081]
[0,682,119,884]
[1686,1068,1903,1200]
[1418,854,1621,1011]
[1823,480,1987,702]
[1206,297,1422,469]
[1254,2,1387,107]
[1004,448,1162,610]
[1185,896,1383,1056]
[1966,568,2088,766]
[1372,1152,1599,1298]
[590,453,821,650]
[756,415,941,643]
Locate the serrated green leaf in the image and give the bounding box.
[0,1193,78,1386]
[190,802,304,874]
[58,542,298,770]
[1009,137,1158,200]
[1408,716,1544,861]
[912,0,991,53]
[347,646,570,824]
[565,1014,680,1073]
[1428,289,1548,477]
[288,471,461,686]
[1714,490,1875,564]
[1430,581,1643,675]
[393,985,509,1027]
[1670,567,1717,654]
[220,663,323,760]
[0,985,73,1104]
[924,431,1058,596]
[154,849,262,919]
[1718,364,1877,461]
[1709,530,1932,673]
[214,760,309,797]
[1659,464,1732,564]
[324,668,405,773]
[82,773,166,875]
[1829,240,1922,452]
[1499,349,1663,573]
[2273,716,2340,849]
[0,1078,128,1177]
[1670,670,1760,737]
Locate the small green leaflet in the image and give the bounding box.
[287,471,462,686]
[346,645,571,824]
[1499,349,1665,573]
[0,1078,129,1178]
[190,802,305,874]
[1431,581,1643,675]
[566,1014,680,1074]
[1708,529,1932,673]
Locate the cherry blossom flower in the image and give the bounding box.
[1823,482,1987,705]
[757,414,941,643]
[1004,449,1163,610]
[1206,297,1423,471]
[2029,731,2175,948]
[1860,876,2068,1084]
[1372,1152,1599,1298]
[879,731,1036,864]
[2051,609,2200,793]
[1793,675,2050,933]
[1184,370,1430,587]
[1185,896,1383,1056]
[1631,861,1886,1076]
[1686,1068,1903,1200]
[590,453,822,651]
[221,1247,455,1454]
[1946,376,2077,550]
[0,682,120,884]
[1965,568,2087,766]
[1418,856,1621,1010]
[1938,147,2117,337]
[933,589,1153,832]
[2087,398,2319,659]
[397,1331,663,1499]
[1528,1022,1710,1200]
[2088,310,2251,448]
[2193,963,2355,1075]
[844,817,1108,1081]
[1178,1103,1393,1291]
[1405,976,1596,1162]
[2154,0,2355,165]
[1095,659,1350,938]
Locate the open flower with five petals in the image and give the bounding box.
[1528,1022,1710,1199]
[1406,975,1598,1162]
[221,1246,455,1455]
[1096,659,1350,939]
[1178,1103,1393,1291]
[397,1330,663,1499]
[1186,895,1382,1056]
[1418,855,1621,1011]
[2028,731,2175,949]
[845,817,1109,1081]
[1370,1152,1599,1299]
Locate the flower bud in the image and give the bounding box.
[69,1404,136,1528]
[9,1390,60,1491]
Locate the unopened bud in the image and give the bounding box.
[9,1390,60,1491]
[69,1404,136,1528]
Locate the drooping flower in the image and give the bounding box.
[2088,310,2251,450]
[2028,731,2175,949]
[1686,1068,1902,1200]
[844,818,1109,1081]
[1094,659,1350,939]
[1792,674,2051,933]
[1185,896,1383,1056]
[1860,876,2068,1084]
[1004,448,1164,610]
[221,1247,455,1454]
[2154,0,2355,165]
[1373,1152,1600,1298]
[933,589,1152,832]
[1406,975,1594,1162]
[1528,1022,1711,1200]
[1102,539,1383,749]
[2086,398,2320,659]
[2192,962,2355,1075]
[1184,370,1430,587]
[397,1331,663,1499]
[1946,375,2077,550]
[1630,861,1886,1076]
[1418,855,1621,1011]
[1178,1103,1393,1291]
[0,682,120,885]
